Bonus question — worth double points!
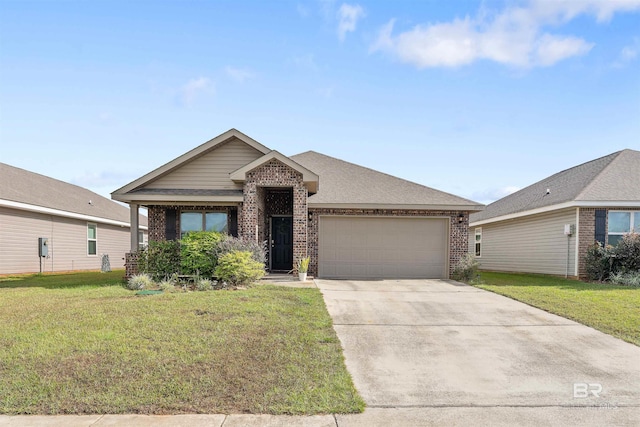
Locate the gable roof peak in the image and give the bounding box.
[112,129,271,196]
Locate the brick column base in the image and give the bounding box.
[125,252,139,280]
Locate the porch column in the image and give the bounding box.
[292,184,308,266]
[241,182,259,242]
[130,203,139,252]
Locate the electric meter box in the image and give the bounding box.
[38,237,48,257]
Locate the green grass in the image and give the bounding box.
[0,271,364,415]
[476,272,640,346]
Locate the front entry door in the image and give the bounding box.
[271,216,293,271]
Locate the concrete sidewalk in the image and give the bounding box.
[3,407,640,426]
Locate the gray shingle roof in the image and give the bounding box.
[470,149,640,223]
[0,162,147,226]
[290,151,482,209]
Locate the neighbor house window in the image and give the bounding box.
[608,211,640,246]
[87,223,97,255]
[475,228,482,257]
[138,231,146,250]
[180,211,228,237]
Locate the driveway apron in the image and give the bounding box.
[316,279,640,411]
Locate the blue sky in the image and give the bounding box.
[1,0,639,205]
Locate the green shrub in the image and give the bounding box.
[451,253,479,283]
[180,231,224,278]
[585,234,640,282]
[215,250,265,288]
[138,240,181,281]
[127,273,154,290]
[214,235,267,264]
[610,271,640,287]
[159,277,177,293]
[195,278,214,291]
[612,232,640,274]
[584,242,615,282]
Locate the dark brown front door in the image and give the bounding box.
[271,216,293,271]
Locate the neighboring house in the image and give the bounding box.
[112,129,483,279]
[469,149,640,278]
[0,162,148,275]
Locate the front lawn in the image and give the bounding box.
[476,272,640,346]
[0,271,364,415]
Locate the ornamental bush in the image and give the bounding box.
[451,253,479,283]
[213,235,267,264]
[612,232,640,274]
[584,233,640,282]
[584,242,614,282]
[126,273,154,290]
[610,271,640,287]
[137,240,181,281]
[215,250,265,288]
[180,231,224,278]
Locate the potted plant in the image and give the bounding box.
[297,256,310,281]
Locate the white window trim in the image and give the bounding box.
[87,223,97,256]
[474,227,482,258]
[607,210,639,244]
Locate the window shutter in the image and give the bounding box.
[594,209,606,245]
[229,208,238,237]
[165,209,177,240]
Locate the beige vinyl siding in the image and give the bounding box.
[0,206,136,274]
[145,138,263,190]
[475,208,578,276]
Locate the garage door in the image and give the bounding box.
[318,216,448,279]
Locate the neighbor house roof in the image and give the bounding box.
[291,151,483,210]
[0,162,148,228]
[470,149,640,226]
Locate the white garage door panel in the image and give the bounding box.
[319,217,448,279]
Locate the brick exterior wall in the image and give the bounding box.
[577,207,640,279]
[307,208,470,278]
[241,159,308,268]
[577,208,595,279]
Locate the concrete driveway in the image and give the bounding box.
[317,279,640,426]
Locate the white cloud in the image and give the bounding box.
[291,53,319,71]
[612,37,640,67]
[181,77,213,105]
[534,34,594,66]
[337,3,364,41]
[621,45,639,61]
[371,0,640,69]
[225,66,255,83]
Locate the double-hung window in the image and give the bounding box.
[87,223,97,255]
[474,228,482,257]
[607,211,640,246]
[180,211,228,237]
